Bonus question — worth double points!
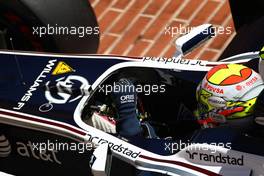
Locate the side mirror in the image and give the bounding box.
[175,24,215,56]
[90,144,112,176]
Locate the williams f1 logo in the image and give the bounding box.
[45,75,89,104]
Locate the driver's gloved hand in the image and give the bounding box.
[111,78,142,137]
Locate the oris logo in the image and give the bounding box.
[120,95,134,104]
[0,135,11,157]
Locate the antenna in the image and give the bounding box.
[10,38,26,85]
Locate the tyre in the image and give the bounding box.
[0,0,99,54]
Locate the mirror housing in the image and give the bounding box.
[175,24,215,56]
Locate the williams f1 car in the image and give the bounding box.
[0,24,264,176]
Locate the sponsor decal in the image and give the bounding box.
[203,82,224,94]
[16,141,61,165]
[236,76,258,91]
[186,151,244,166]
[13,59,57,110]
[52,61,75,75]
[0,135,11,157]
[120,94,135,104]
[86,134,141,159]
[142,57,206,66]
[45,75,89,104]
[245,76,258,87]
[208,96,226,108]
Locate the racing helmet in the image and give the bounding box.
[196,63,264,127]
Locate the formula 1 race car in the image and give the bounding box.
[0,24,264,176]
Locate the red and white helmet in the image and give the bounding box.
[196,64,264,126]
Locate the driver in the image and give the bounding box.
[93,63,264,138]
[195,63,264,130]
[90,77,157,138]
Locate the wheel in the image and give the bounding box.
[0,0,99,54]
